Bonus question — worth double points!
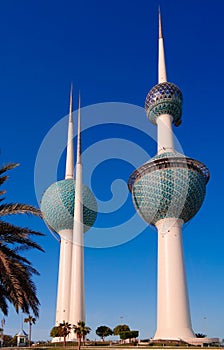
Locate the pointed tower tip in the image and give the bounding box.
[78,90,81,109]
[65,85,74,179]
[69,83,73,122]
[158,6,163,39]
[158,6,167,83]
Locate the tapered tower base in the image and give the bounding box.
[154,218,195,340]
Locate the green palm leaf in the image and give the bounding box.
[0,162,43,317]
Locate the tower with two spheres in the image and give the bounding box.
[128,11,209,340]
[41,89,97,339]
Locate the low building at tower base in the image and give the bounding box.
[148,337,220,347]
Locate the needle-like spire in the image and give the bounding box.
[158,7,167,83]
[69,83,73,122]
[158,6,163,39]
[65,84,74,179]
[76,92,82,165]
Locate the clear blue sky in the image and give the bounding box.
[1,0,224,342]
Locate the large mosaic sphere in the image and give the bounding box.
[145,82,183,126]
[41,179,97,233]
[128,152,209,225]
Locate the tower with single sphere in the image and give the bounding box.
[128,11,209,341]
[41,88,97,339]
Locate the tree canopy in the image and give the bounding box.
[113,324,130,337]
[50,321,72,346]
[195,333,206,338]
[73,321,91,350]
[120,330,139,340]
[50,326,62,338]
[96,326,113,341]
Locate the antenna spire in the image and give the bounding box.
[69,83,73,122]
[65,84,74,179]
[158,6,163,39]
[158,7,167,83]
[76,92,82,165]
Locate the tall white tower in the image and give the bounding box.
[69,93,85,326]
[40,88,97,337]
[128,10,209,341]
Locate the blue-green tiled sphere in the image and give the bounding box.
[128,152,209,225]
[145,82,183,126]
[40,179,97,233]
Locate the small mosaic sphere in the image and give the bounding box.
[40,179,97,233]
[128,152,209,225]
[145,82,183,126]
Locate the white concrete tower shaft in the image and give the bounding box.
[157,8,174,155]
[69,93,85,325]
[56,86,74,325]
[154,218,194,340]
[154,9,195,340]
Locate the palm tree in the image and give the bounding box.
[24,315,36,346]
[0,163,44,317]
[73,321,91,350]
[58,321,72,347]
[73,324,82,350]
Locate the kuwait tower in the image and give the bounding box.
[128,10,209,340]
[40,88,97,338]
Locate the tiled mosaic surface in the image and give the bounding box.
[41,179,97,233]
[129,152,209,225]
[145,82,183,126]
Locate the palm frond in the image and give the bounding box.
[0,252,40,317]
[0,221,45,252]
[0,221,44,237]
[0,244,31,265]
[0,163,19,176]
[0,286,9,315]
[0,203,42,217]
[0,176,8,186]
[0,160,43,317]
